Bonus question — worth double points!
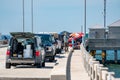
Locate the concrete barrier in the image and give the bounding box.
[50,47,73,80]
[0,77,49,80]
[66,48,73,80]
[50,57,67,80]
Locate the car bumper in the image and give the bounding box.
[7,58,35,64]
[45,51,54,57]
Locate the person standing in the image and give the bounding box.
[63,33,68,52]
[71,36,74,49]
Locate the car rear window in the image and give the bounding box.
[17,38,34,45]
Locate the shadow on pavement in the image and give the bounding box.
[55,55,66,58]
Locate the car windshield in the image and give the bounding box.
[38,35,52,43]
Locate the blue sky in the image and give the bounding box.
[0,0,120,34]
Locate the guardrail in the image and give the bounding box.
[80,43,117,80]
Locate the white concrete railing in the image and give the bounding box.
[80,43,116,80]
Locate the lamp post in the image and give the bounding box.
[104,0,106,28]
[31,0,33,33]
[22,0,25,32]
[84,0,86,35]
[84,0,86,42]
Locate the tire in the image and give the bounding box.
[59,49,61,53]
[49,56,55,62]
[6,63,11,69]
[36,63,42,68]
[42,61,45,67]
[53,56,55,60]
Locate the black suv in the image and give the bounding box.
[6,32,46,68]
[35,34,56,62]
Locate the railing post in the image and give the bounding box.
[93,61,100,80]
[89,58,96,79]
[86,53,92,73]
[101,67,108,80]
[97,64,103,80]
[91,61,99,80]
[88,57,94,76]
[107,72,115,80]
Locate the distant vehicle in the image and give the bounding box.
[0,35,9,45]
[6,32,46,69]
[35,34,56,62]
[58,34,64,50]
[55,38,62,54]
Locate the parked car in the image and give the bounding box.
[6,32,46,69]
[35,34,56,62]
[55,38,62,54]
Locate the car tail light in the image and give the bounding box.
[6,50,10,56]
[35,51,40,56]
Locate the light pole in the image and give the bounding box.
[81,25,83,32]
[84,0,86,41]
[31,0,33,33]
[22,0,25,32]
[104,0,106,28]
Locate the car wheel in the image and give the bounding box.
[6,63,11,69]
[42,61,45,67]
[37,63,42,68]
[52,56,55,60]
[49,58,53,62]
[49,56,55,62]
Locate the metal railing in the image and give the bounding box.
[80,43,116,80]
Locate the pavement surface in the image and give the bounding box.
[71,50,90,80]
[0,47,66,80]
[0,47,6,69]
[0,47,91,80]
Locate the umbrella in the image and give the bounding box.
[68,32,84,42]
[69,33,83,38]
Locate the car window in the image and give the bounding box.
[17,38,34,45]
[40,35,52,43]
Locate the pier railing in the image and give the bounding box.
[80,43,116,80]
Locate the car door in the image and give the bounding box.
[36,36,45,61]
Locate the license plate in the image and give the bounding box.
[13,54,17,57]
[18,55,22,58]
